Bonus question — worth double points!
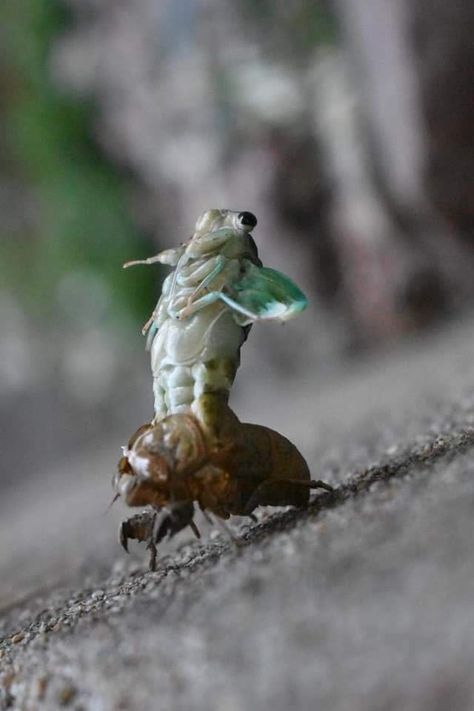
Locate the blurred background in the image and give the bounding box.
[0,0,473,600]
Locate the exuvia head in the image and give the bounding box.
[113,450,170,507]
[194,209,258,237]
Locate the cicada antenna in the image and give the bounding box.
[105,492,121,514]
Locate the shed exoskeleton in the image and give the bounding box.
[115,395,333,570]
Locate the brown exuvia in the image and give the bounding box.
[115,395,332,569]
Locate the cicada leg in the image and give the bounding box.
[241,478,334,516]
[182,255,227,309]
[175,290,257,323]
[119,509,159,570]
[141,311,156,336]
[120,503,199,571]
[154,501,197,545]
[172,258,227,319]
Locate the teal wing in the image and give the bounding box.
[227,264,307,323]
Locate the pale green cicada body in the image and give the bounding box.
[124,209,307,421]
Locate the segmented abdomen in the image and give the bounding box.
[150,303,245,420]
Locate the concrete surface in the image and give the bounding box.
[1,318,474,710]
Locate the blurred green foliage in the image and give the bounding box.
[0,0,156,331]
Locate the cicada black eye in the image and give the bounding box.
[238,211,257,228]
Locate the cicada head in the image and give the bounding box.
[194,209,257,237]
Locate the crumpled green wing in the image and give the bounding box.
[226,264,307,324]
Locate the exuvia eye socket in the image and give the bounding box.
[238,211,257,228]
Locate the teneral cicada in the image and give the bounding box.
[123,209,307,421]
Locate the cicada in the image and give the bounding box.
[116,209,331,569]
[123,209,307,421]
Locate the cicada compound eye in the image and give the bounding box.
[238,211,257,229]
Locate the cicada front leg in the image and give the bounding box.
[171,255,228,320]
[141,310,157,336]
[170,286,254,324]
[154,502,199,545]
[119,509,159,570]
[119,503,200,571]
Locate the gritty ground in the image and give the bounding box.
[1,318,474,711]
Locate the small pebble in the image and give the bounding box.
[36,676,48,701]
[58,684,77,706]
